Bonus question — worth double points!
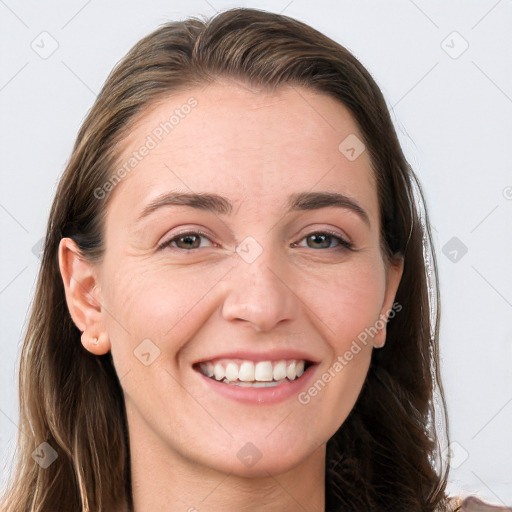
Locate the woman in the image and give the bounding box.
[0,7,502,512]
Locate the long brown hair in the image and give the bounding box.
[1,8,457,511]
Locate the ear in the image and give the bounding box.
[373,256,404,348]
[58,237,110,355]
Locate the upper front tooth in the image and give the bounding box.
[225,362,239,381]
[254,361,273,381]
[273,360,287,381]
[239,361,255,381]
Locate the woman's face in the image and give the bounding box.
[79,81,402,478]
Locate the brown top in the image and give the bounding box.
[447,495,512,511]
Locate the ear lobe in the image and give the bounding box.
[373,256,404,349]
[58,238,107,353]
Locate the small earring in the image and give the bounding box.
[91,336,99,345]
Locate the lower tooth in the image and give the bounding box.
[221,378,287,387]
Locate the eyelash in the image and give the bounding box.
[158,230,353,252]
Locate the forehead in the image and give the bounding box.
[107,81,377,222]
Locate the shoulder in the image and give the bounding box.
[446,495,512,511]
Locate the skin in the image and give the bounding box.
[59,80,403,512]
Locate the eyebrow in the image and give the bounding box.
[136,191,370,227]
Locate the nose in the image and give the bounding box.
[221,252,298,332]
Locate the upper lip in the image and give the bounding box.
[193,349,320,365]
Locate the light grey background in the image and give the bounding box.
[1,0,511,506]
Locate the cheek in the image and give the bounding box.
[294,259,386,429]
[100,257,229,360]
[298,257,386,346]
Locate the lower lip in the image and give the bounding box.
[195,364,318,405]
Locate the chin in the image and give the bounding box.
[221,453,308,479]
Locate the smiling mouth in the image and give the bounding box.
[193,359,315,388]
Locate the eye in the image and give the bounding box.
[158,230,352,251]
[293,231,353,250]
[158,231,215,251]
